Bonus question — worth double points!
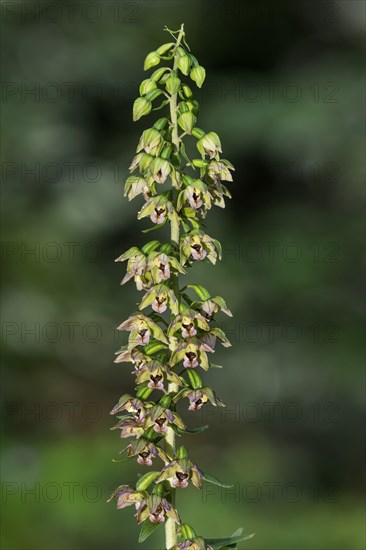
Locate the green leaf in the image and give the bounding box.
[201,471,232,488]
[138,520,161,543]
[187,284,211,301]
[206,530,255,549]
[152,98,170,112]
[179,424,209,434]
[142,222,166,233]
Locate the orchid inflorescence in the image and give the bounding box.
[109,24,253,550]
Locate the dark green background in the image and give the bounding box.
[1,1,365,549]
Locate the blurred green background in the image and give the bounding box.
[1,1,365,549]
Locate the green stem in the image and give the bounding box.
[165,22,185,550]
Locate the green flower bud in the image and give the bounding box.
[180,523,197,540]
[133,97,152,121]
[176,446,188,459]
[190,65,206,88]
[161,145,172,159]
[166,75,181,95]
[192,127,206,139]
[144,51,160,71]
[145,89,164,102]
[181,84,193,99]
[178,111,196,134]
[156,42,175,55]
[139,78,157,96]
[177,54,191,75]
[159,395,172,408]
[153,117,169,131]
[151,67,170,81]
[137,128,162,155]
[136,471,160,491]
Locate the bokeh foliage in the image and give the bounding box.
[1,1,364,549]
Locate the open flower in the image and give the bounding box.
[207,159,234,184]
[150,157,171,184]
[116,248,147,290]
[168,310,210,341]
[151,207,166,224]
[117,314,168,350]
[138,194,179,227]
[124,176,151,201]
[156,458,202,489]
[196,132,222,160]
[180,232,221,265]
[136,128,163,155]
[186,187,203,209]
[139,283,179,315]
[127,442,159,466]
[184,350,199,369]
[135,360,181,392]
[110,395,149,424]
[145,404,186,434]
[185,387,225,411]
[107,485,144,510]
[153,253,170,281]
[135,495,180,525]
[169,336,216,371]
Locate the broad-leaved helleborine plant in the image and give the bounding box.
[108,24,253,550]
